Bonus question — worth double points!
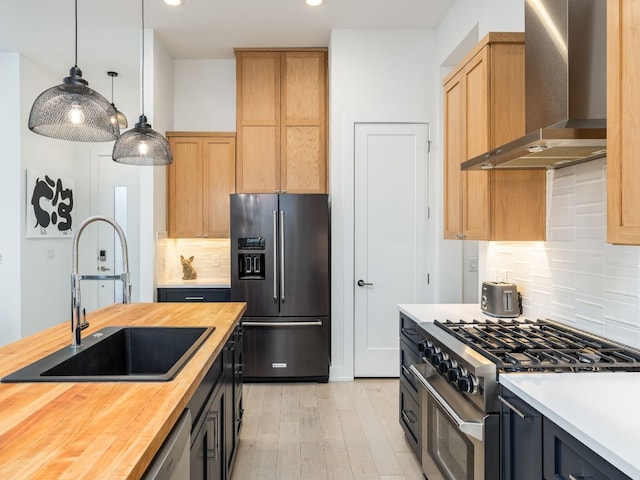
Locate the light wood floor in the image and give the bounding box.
[230,379,423,480]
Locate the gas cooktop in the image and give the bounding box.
[434,318,640,373]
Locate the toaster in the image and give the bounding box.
[481,281,521,317]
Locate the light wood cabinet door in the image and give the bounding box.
[203,136,236,237]
[607,0,640,244]
[281,51,327,193]
[442,33,546,241]
[167,133,236,238]
[443,70,465,239]
[235,51,280,193]
[235,49,327,194]
[463,46,491,240]
[168,136,204,237]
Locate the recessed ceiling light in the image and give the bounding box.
[305,0,323,6]
[164,0,184,6]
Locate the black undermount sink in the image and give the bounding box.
[1,326,215,383]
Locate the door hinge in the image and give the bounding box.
[427,206,430,219]
[427,273,430,285]
[426,140,432,153]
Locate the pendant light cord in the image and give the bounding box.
[74,0,78,67]
[140,0,145,116]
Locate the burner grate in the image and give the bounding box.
[435,318,640,372]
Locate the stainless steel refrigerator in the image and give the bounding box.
[230,193,330,382]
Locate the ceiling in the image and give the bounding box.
[1,0,454,90]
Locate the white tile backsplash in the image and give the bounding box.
[482,158,640,349]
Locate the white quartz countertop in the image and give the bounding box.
[398,303,495,324]
[500,373,640,479]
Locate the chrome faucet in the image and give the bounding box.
[71,215,131,348]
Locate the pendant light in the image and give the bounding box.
[28,0,119,142]
[107,71,128,129]
[112,0,172,166]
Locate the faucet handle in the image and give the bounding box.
[79,308,90,330]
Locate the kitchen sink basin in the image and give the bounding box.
[1,326,215,383]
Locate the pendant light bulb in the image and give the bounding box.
[28,1,119,142]
[113,0,172,166]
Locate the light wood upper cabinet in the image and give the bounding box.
[607,0,640,244]
[235,49,327,194]
[443,32,546,241]
[167,133,236,238]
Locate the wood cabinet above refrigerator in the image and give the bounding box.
[443,33,546,241]
[235,49,328,194]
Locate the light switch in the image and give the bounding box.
[469,257,478,272]
[47,249,55,260]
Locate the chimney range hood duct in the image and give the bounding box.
[462,0,606,171]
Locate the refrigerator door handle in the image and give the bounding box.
[280,210,285,302]
[243,321,323,327]
[273,210,278,302]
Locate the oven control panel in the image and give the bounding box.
[419,340,479,395]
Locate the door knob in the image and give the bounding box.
[99,266,111,272]
[357,279,373,287]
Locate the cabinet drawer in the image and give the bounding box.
[399,381,421,459]
[399,313,422,345]
[542,418,631,480]
[400,338,421,398]
[158,288,231,303]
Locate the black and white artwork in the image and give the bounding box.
[26,170,75,238]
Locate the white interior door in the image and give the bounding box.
[84,153,140,313]
[354,123,429,377]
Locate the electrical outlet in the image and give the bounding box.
[47,249,55,260]
[0,253,3,264]
[212,254,220,267]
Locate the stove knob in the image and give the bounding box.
[457,374,476,394]
[418,341,428,353]
[424,346,436,360]
[447,366,463,383]
[430,352,444,366]
[438,358,454,375]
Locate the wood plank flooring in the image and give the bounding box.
[231,379,423,480]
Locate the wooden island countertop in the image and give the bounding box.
[0,302,246,480]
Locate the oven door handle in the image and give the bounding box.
[409,364,484,442]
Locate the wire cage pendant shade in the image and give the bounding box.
[112,115,172,165]
[108,71,128,129]
[28,1,119,142]
[113,0,172,165]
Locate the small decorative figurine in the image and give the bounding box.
[180,255,197,280]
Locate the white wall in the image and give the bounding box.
[174,59,236,132]
[0,53,22,344]
[329,29,444,380]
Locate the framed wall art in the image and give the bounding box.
[26,169,75,238]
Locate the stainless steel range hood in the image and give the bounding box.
[462,0,606,171]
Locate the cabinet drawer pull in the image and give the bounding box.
[569,475,595,480]
[401,409,416,425]
[498,394,530,420]
[184,296,205,301]
[206,412,219,460]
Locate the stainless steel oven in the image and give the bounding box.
[410,362,499,480]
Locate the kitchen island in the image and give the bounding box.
[0,302,246,479]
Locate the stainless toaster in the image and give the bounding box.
[481,281,521,317]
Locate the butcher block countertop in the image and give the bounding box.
[0,302,246,480]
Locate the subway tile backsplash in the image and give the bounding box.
[482,158,640,349]
[157,236,231,286]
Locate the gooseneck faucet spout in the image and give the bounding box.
[71,215,131,348]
